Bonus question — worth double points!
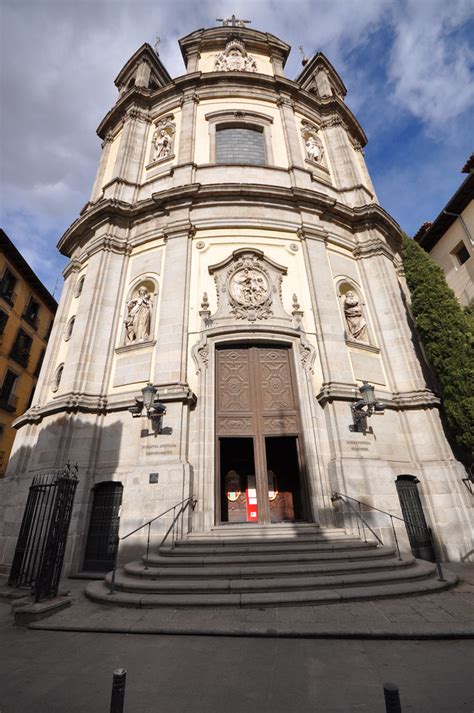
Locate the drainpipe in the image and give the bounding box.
[443,210,474,247]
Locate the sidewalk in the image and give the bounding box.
[17,563,474,639]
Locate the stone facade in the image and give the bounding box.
[0,25,471,576]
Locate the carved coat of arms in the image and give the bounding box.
[208,249,291,324]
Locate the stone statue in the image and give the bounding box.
[152,128,171,160]
[305,135,323,163]
[343,291,368,342]
[125,287,152,342]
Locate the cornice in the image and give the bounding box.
[58,182,403,258]
[97,70,367,146]
[316,383,440,410]
[14,384,197,428]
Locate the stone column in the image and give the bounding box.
[356,242,430,394]
[153,222,193,385]
[300,227,354,388]
[63,242,129,396]
[107,109,150,203]
[33,261,79,405]
[277,95,313,189]
[89,133,114,204]
[175,92,199,185]
[321,118,363,204]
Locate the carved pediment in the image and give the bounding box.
[208,249,291,324]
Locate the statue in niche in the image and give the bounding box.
[305,135,324,163]
[152,128,172,160]
[125,286,153,342]
[343,291,368,342]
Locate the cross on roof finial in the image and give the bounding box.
[216,14,251,27]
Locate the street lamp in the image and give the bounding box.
[350,381,385,434]
[128,383,166,433]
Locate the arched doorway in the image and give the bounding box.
[216,343,308,524]
[83,482,123,571]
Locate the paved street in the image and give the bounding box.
[0,601,473,713]
[0,565,473,712]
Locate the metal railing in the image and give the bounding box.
[108,495,197,594]
[331,491,445,581]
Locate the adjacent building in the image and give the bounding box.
[415,156,474,306]
[0,230,57,476]
[0,22,471,585]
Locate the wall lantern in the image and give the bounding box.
[350,381,385,434]
[128,382,166,433]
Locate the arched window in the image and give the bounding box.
[51,363,64,393]
[64,316,75,342]
[216,125,265,165]
[74,275,85,298]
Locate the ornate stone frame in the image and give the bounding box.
[190,326,324,533]
[205,110,275,165]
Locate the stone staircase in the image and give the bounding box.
[85,525,457,608]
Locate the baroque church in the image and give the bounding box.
[1,21,471,605]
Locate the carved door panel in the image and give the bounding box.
[216,345,303,524]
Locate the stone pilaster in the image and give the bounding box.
[153,223,193,385]
[300,228,354,387]
[89,133,114,204]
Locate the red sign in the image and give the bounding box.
[246,482,258,522]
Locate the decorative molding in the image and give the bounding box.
[115,339,156,355]
[345,339,380,355]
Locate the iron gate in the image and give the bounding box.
[8,463,78,601]
[395,475,435,561]
[83,482,123,572]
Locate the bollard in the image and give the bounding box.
[383,682,402,713]
[110,668,127,713]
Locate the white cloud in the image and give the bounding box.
[387,0,474,130]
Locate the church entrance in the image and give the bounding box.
[216,344,307,524]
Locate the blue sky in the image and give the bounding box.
[1,0,473,295]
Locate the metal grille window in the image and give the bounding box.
[0,369,19,411]
[216,126,266,165]
[10,329,32,368]
[23,297,40,329]
[0,309,8,335]
[0,269,17,305]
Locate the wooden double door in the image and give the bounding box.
[216,344,306,524]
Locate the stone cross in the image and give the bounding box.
[216,14,251,27]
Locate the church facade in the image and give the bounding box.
[0,23,471,577]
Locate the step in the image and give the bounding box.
[106,559,433,595]
[123,555,416,580]
[85,566,457,608]
[186,525,351,542]
[145,546,395,568]
[159,539,375,556]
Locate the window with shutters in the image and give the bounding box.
[216,126,266,165]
